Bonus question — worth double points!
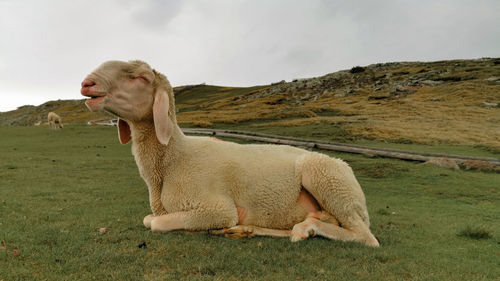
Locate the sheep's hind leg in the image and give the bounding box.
[290,217,379,246]
[210,211,338,239]
[296,154,379,247]
[210,225,291,238]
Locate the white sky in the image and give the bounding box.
[0,0,499,112]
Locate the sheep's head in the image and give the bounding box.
[81,60,174,145]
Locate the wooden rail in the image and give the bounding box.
[85,120,500,166]
[182,128,500,166]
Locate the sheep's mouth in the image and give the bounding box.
[83,94,106,111]
[81,91,105,98]
[85,95,104,102]
[88,95,104,99]
[87,95,104,101]
[83,93,105,101]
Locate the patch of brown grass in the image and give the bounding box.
[177,80,500,149]
[340,82,500,147]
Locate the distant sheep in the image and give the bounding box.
[81,60,379,246]
[48,112,63,129]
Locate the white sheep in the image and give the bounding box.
[48,112,63,129]
[80,60,379,247]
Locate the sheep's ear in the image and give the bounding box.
[117,118,132,144]
[153,89,173,145]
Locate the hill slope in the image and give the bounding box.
[1,58,499,148]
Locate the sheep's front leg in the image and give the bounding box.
[148,182,167,216]
[150,202,238,233]
[144,180,167,229]
[150,212,187,232]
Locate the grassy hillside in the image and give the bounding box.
[0,100,112,126]
[1,58,499,149]
[0,125,498,280]
[176,58,500,149]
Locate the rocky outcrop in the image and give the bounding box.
[234,58,500,106]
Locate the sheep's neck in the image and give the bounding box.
[129,121,185,215]
[130,122,185,170]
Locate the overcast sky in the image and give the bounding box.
[0,0,499,112]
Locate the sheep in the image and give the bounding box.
[48,112,63,129]
[80,60,379,247]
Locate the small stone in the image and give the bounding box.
[334,93,345,98]
[344,100,354,104]
[484,77,499,82]
[482,102,498,108]
[421,80,443,86]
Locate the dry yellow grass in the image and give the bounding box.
[340,82,500,147]
[178,80,500,149]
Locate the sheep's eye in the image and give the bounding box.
[130,75,149,83]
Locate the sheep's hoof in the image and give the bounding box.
[290,220,316,242]
[290,234,308,242]
[143,214,155,229]
[210,226,255,239]
[290,229,315,242]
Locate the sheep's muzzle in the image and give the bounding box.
[81,79,105,111]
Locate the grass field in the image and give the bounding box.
[0,125,499,280]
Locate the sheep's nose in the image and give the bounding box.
[81,79,96,88]
[81,79,97,95]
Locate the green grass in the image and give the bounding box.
[1,125,499,280]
